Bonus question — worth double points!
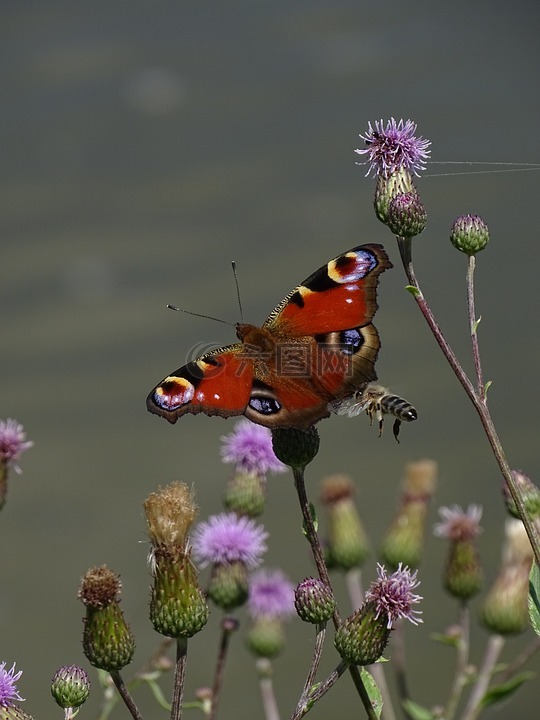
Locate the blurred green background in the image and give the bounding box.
[2,1,540,717]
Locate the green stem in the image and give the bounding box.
[444,603,470,720]
[461,634,505,720]
[397,235,540,568]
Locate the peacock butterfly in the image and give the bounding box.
[147,243,392,429]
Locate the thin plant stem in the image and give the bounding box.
[392,620,411,717]
[291,660,350,720]
[495,635,540,683]
[257,659,281,720]
[109,671,144,720]
[444,602,470,720]
[396,235,540,567]
[170,637,188,720]
[208,616,238,720]
[466,255,484,396]
[292,465,378,720]
[292,622,327,719]
[461,634,505,720]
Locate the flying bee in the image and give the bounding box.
[329,383,418,442]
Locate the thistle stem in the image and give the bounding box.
[109,671,144,720]
[257,659,281,720]
[461,634,505,720]
[208,616,238,720]
[170,637,188,720]
[291,660,350,719]
[396,235,540,567]
[292,622,327,719]
[444,603,470,720]
[466,256,484,396]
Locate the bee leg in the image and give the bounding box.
[392,419,401,443]
[377,409,384,437]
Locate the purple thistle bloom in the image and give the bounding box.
[356,118,431,178]
[220,420,287,475]
[0,662,24,706]
[0,419,33,474]
[365,563,422,629]
[248,568,295,619]
[192,513,268,569]
[434,504,483,541]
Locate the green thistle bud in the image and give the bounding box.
[79,566,135,672]
[208,561,248,610]
[503,470,540,519]
[481,519,533,635]
[380,460,437,569]
[435,504,483,600]
[335,600,391,665]
[294,577,336,623]
[271,427,319,469]
[450,214,489,256]
[145,482,209,638]
[246,616,286,658]
[374,167,416,225]
[386,192,427,238]
[223,471,266,517]
[320,475,370,570]
[51,665,90,710]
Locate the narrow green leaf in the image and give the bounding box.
[361,668,383,718]
[401,698,436,720]
[146,679,171,710]
[472,315,482,334]
[484,380,492,396]
[480,672,535,708]
[302,502,318,537]
[528,563,540,636]
[405,284,421,297]
[430,631,459,648]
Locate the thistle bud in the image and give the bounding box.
[386,192,427,238]
[207,561,249,610]
[50,665,90,710]
[320,474,370,570]
[294,577,336,624]
[380,459,437,569]
[503,470,540,519]
[271,427,319,469]
[434,505,483,600]
[223,471,266,517]
[450,215,489,256]
[374,167,416,225]
[246,569,295,658]
[246,616,286,658]
[79,566,135,671]
[481,519,533,635]
[144,482,208,638]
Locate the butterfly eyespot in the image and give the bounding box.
[248,396,282,416]
[339,328,363,355]
[154,377,195,410]
[328,250,377,284]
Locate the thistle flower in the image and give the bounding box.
[356,118,431,179]
[192,513,268,569]
[335,564,422,665]
[481,519,533,635]
[434,504,483,600]
[246,569,295,658]
[320,474,370,570]
[50,665,90,710]
[0,420,33,473]
[144,482,208,637]
[450,214,490,256]
[380,459,437,570]
[0,663,24,706]
[79,566,135,672]
[221,420,287,475]
[192,513,268,610]
[503,470,540,519]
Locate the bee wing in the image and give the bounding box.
[328,393,369,417]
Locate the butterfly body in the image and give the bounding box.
[147,244,392,429]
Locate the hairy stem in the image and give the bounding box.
[292,623,327,719]
[466,255,484,396]
[209,616,238,720]
[170,637,188,720]
[109,671,144,720]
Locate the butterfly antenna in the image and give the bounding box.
[167,305,234,327]
[231,260,244,322]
